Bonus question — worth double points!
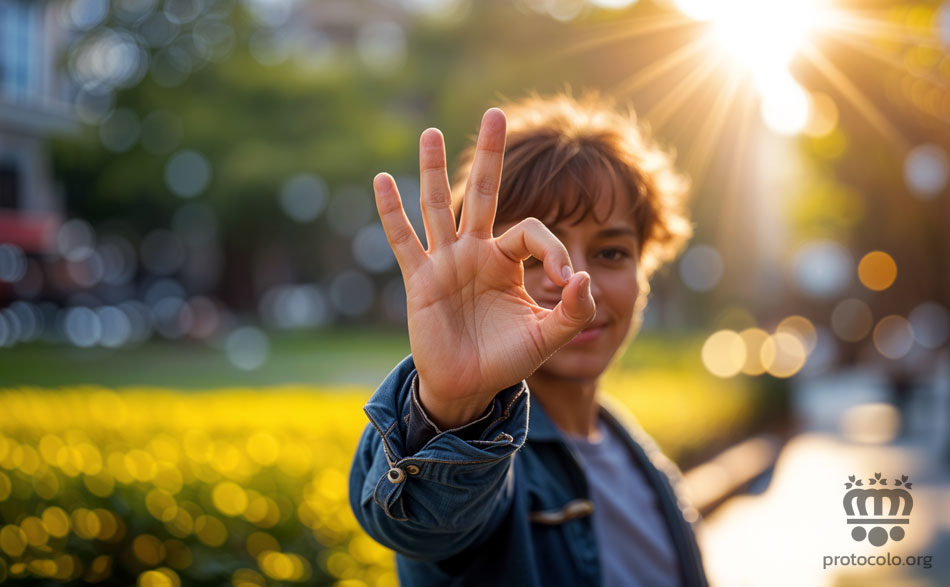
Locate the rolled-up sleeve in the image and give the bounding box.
[348,354,529,562]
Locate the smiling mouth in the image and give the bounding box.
[567,324,606,345]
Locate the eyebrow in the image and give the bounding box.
[550,226,638,239]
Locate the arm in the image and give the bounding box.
[348,108,593,562]
[348,354,529,562]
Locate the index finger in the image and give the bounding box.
[458,108,507,239]
[373,172,426,278]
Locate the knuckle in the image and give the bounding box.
[420,155,446,172]
[388,225,413,245]
[471,175,497,197]
[424,186,451,210]
[521,216,544,231]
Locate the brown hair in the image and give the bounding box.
[450,90,692,279]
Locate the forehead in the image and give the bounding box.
[537,174,639,238]
[540,187,633,227]
[491,143,643,236]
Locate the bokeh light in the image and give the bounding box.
[776,315,817,354]
[702,329,746,378]
[353,224,396,273]
[329,271,375,318]
[259,284,330,330]
[164,150,212,198]
[356,21,407,73]
[62,307,102,347]
[279,174,329,223]
[908,301,949,349]
[872,315,914,360]
[904,143,949,199]
[57,218,96,262]
[760,331,807,378]
[830,298,872,342]
[0,244,27,283]
[225,326,270,370]
[679,244,724,292]
[69,0,109,31]
[738,328,769,376]
[857,250,897,292]
[791,240,853,299]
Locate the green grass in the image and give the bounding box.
[0,328,411,390]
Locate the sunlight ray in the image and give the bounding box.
[832,34,949,89]
[683,68,748,187]
[718,89,758,259]
[613,35,717,98]
[642,52,724,130]
[821,11,945,49]
[552,13,695,59]
[799,41,909,152]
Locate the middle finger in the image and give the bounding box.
[419,128,458,250]
[458,108,507,239]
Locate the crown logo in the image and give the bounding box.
[843,473,913,547]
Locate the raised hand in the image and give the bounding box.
[373,109,596,430]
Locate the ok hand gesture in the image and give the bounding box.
[373,109,596,430]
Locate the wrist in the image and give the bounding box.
[416,376,494,431]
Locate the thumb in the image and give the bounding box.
[538,271,596,353]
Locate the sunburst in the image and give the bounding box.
[564,0,946,191]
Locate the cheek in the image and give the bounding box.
[602,272,641,319]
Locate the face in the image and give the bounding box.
[494,192,643,382]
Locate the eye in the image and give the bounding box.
[597,248,630,262]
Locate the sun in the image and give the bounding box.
[702,0,830,73]
[678,0,833,135]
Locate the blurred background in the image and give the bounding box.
[0,0,948,584]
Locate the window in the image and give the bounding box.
[0,0,40,102]
[0,161,19,209]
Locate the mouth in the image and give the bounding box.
[567,323,608,345]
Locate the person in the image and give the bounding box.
[348,91,708,586]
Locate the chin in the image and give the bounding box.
[538,347,614,381]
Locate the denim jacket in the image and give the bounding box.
[348,354,709,586]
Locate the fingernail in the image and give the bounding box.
[581,274,591,296]
[561,266,573,282]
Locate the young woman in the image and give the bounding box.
[348,92,708,586]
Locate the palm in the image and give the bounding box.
[407,236,550,402]
[372,109,595,428]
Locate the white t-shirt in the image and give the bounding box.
[564,415,682,587]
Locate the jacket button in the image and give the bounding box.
[387,467,406,484]
[406,464,420,475]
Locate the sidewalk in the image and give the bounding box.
[696,367,950,586]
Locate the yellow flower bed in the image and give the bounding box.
[0,373,757,584]
[0,386,396,586]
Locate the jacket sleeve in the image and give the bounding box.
[348,353,529,562]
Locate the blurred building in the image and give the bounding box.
[0,0,75,255]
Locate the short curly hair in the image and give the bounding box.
[450,90,692,280]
